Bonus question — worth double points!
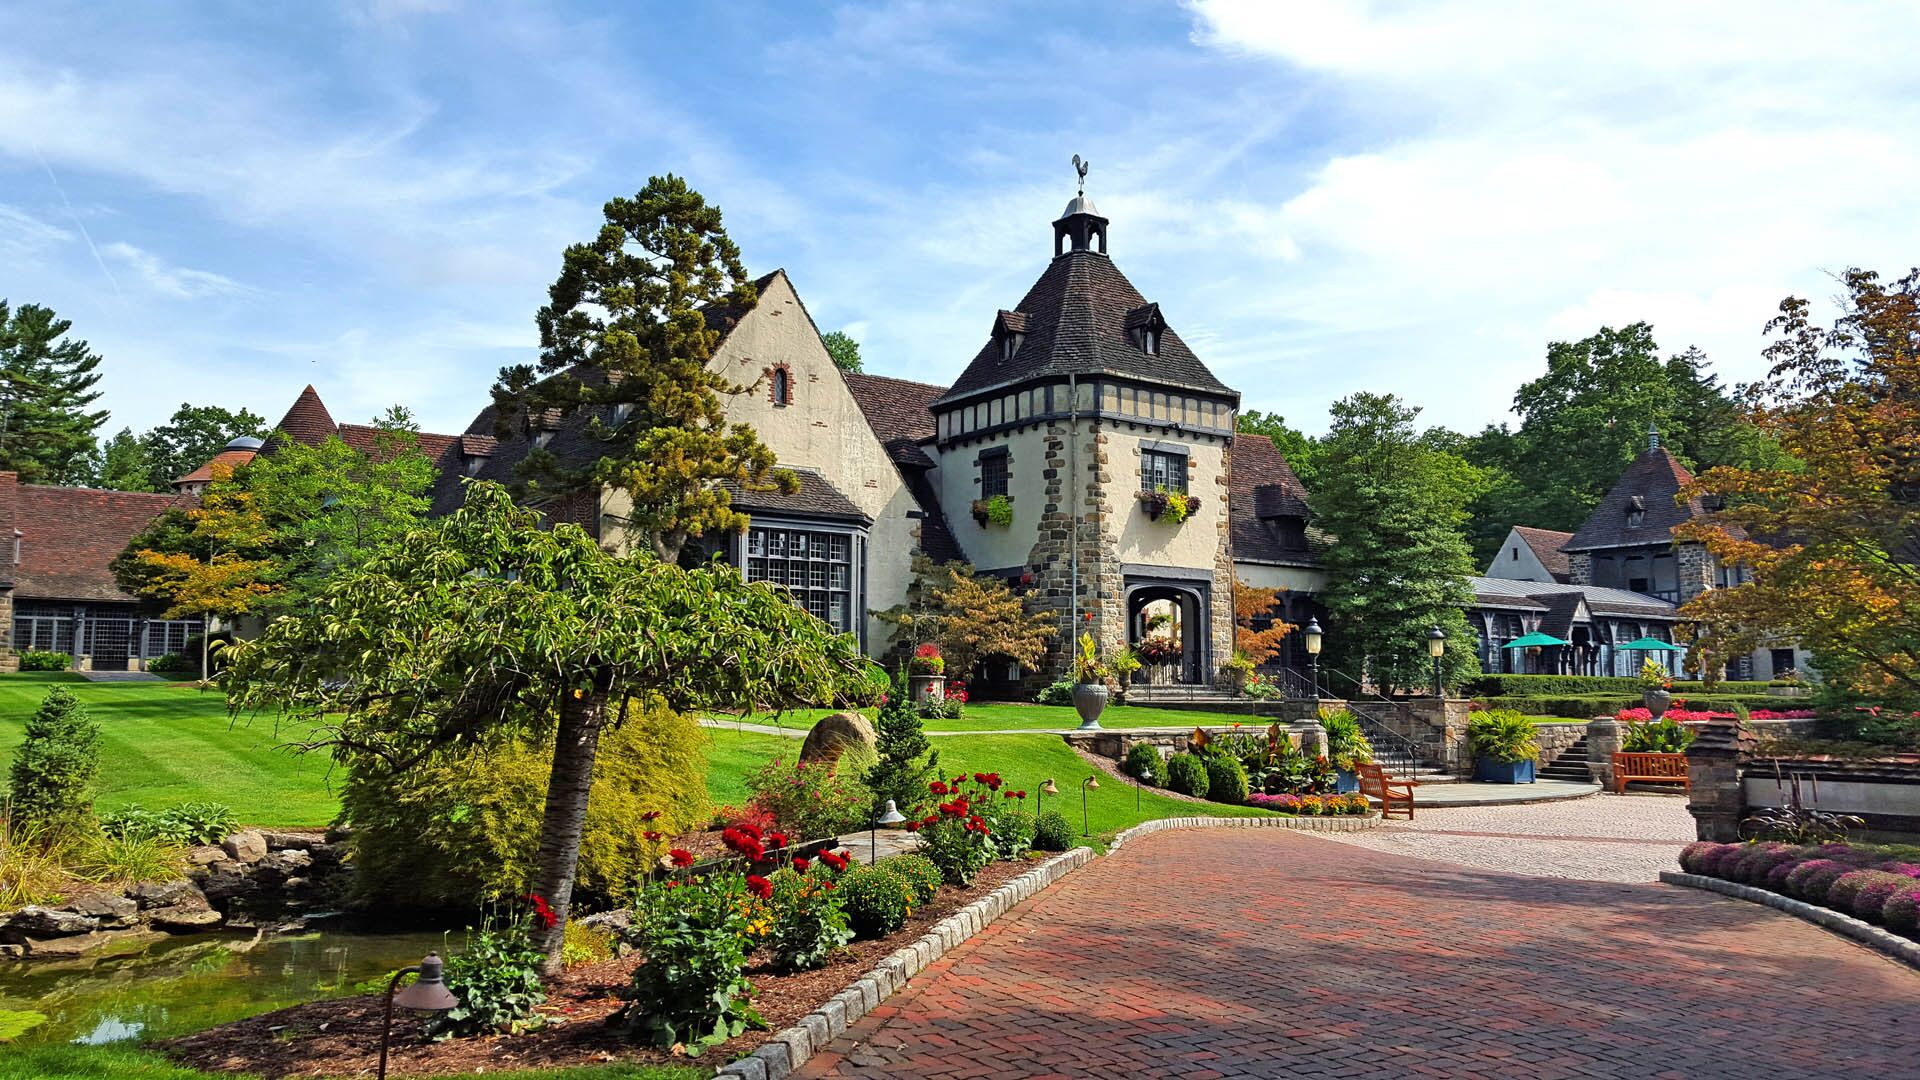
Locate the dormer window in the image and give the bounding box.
[464,456,485,476]
[1001,332,1024,361]
[1626,494,1647,528]
[1141,328,1158,355]
[1125,303,1164,356]
[610,401,632,426]
[770,364,792,407]
[533,430,554,450]
[992,310,1028,363]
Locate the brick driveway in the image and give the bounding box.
[798,827,1920,1079]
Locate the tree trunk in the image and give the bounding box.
[530,688,608,975]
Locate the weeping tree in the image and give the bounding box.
[222,482,873,972]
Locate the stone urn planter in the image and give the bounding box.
[1072,681,1108,730]
[909,674,947,704]
[1643,688,1672,719]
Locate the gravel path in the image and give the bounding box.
[1303,792,1695,883]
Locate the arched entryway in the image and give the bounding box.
[1126,580,1207,685]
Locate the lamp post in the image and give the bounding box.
[378,952,457,1080]
[1136,765,1152,813]
[1039,777,1058,820]
[1427,625,1447,699]
[1303,617,1323,702]
[1081,774,1100,837]
[872,799,905,865]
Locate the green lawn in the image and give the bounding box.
[0,1045,702,1080]
[0,674,339,828]
[716,700,1264,733]
[701,728,1269,839]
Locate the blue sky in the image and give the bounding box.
[4,1,1918,443]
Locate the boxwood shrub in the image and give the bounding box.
[1122,741,1164,782]
[1164,752,1210,798]
[1201,751,1249,805]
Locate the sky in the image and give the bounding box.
[3,1,1918,443]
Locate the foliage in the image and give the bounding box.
[343,698,708,908]
[1249,792,1373,815]
[864,669,938,822]
[1163,752,1210,798]
[7,687,101,834]
[1232,579,1292,667]
[428,907,550,1038]
[1122,742,1164,782]
[882,853,943,905]
[1621,716,1696,754]
[1034,678,1075,706]
[916,695,964,720]
[877,555,1055,680]
[0,1009,46,1043]
[223,481,869,969]
[131,403,268,493]
[820,329,864,373]
[623,870,764,1053]
[99,801,237,846]
[70,832,186,884]
[765,857,854,972]
[838,862,917,938]
[1151,486,1194,525]
[1636,658,1673,693]
[915,773,998,885]
[1319,709,1374,772]
[115,466,281,621]
[1676,269,1920,708]
[0,300,106,485]
[492,175,792,562]
[1236,409,1317,488]
[561,919,615,968]
[143,652,198,677]
[1072,632,1109,684]
[17,651,69,672]
[1312,392,1482,695]
[1201,751,1250,805]
[745,755,871,842]
[1030,810,1073,852]
[909,642,946,676]
[1740,803,1864,846]
[1465,710,1539,764]
[0,821,68,907]
[971,494,1013,528]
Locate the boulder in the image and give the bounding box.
[187,845,226,866]
[126,879,205,910]
[253,849,313,886]
[799,712,877,765]
[194,862,258,904]
[68,892,140,928]
[146,904,224,933]
[260,830,326,852]
[2,905,99,938]
[579,908,634,935]
[222,830,268,863]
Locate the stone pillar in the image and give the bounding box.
[76,653,92,672]
[1685,716,1753,841]
[1586,716,1621,791]
[1293,719,1328,759]
[0,587,15,673]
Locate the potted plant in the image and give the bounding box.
[1135,486,1199,524]
[1111,645,1142,701]
[908,642,947,704]
[970,494,1013,528]
[1639,657,1673,720]
[1071,632,1110,729]
[1135,635,1181,683]
[1467,709,1540,783]
[1320,707,1374,793]
[1220,650,1256,691]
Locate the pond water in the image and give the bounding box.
[0,927,459,1047]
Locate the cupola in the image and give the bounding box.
[1053,153,1108,257]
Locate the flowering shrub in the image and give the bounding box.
[909,642,946,675]
[1884,890,1920,933]
[1786,859,1851,904]
[765,855,853,972]
[1249,792,1301,813]
[1851,872,1919,923]
[838,863,918,939]
[622,870,764,1053]
[1615,706,1815,722]
[883,853,943,904]
[1684,840,1920,934]
[917,774,998,885]
[1247,791,1371,815]
[429,902,549,1038]
[917,695,965,720]
[745,755,871,842]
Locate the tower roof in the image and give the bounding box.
[1563,447,1708,552]
[275,385,338,445]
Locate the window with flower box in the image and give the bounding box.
[1141,448,1187,493]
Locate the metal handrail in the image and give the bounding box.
[1314,666,1430,778]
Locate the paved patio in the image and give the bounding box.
[798,826,1920,1079]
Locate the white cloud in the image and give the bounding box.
[101,242,251,300]
[0,203,71,259]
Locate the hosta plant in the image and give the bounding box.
[429,903,549,1038]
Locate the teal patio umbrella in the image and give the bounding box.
[1618,637,1685,652]
[1503,631,1569,649]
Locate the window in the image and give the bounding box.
[771,367,791,406]
[1510,546,1519,561]
[1141,448,1187,493]
[1625,495,1647,528]
[979,450,1008,498]
[1770,648,1796,677]
[742,527,856,633]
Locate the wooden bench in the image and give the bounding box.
[1611,752,1690,794]
[1357,763,1417,820]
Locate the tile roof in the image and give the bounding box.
[720,470,869,524]
[935,250,1233,405]
[0,472,194,603]
[1564,448,1709,552]
[174,447,259,486]
[1512,525,1573,581]
[842,372,943,469]
[1468,576,1677,618]
[1228,433,1318,567]
[274,385,338,444]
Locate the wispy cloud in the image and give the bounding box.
[101,242,252,300]
[0,203,70,258]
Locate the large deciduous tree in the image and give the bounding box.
[1314,392,1482,695]
[0,301,107,485]
[491,175,794,561]
[820,330,864,373]
[222,482,873,971]
[1676,268,1920,705]
[875,555,1056,680]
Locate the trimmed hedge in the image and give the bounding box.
[1464,675,1774,697]
[1477,693,1780,718]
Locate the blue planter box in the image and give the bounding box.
[1475,758,1537,784]
[1335,769,1360,794]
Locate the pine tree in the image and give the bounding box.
[7,686,102,833]
[0,301,108,484]
[93,427,158,491]
[864,670,937,820]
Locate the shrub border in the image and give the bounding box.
[716,814,1382,1079]
[1659,870,1920,972]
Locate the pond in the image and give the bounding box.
[0,927,458,1047]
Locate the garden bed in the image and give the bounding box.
[1673,840,1920,944]
[160,860,1029,1077]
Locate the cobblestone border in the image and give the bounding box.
[1660,871,1920,971]
[1106,812,1382,855]
[716,847,1094,1080]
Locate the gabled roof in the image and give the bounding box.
[0,472,194,603]
[843,372,942,469]
[1564,447,1707,552]
[1512,525,1573,581]
[935,250,1232,405]
[1228,433,1317,567]
[1468,576,1677,618]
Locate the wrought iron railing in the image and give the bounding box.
[1314,666,1429,779]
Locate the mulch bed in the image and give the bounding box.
[161,859,1030,1077]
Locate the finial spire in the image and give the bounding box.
[1648,420,1661,452]
[1073,154,1089,197]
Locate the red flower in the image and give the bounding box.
[767,831,789,850]
[905,820,922,832]
[793,856,811,872]
[746,874,773,900]
[643,830,662,842]
[733,821,763,841]
[915,642,942,658]
[669,848,695,868]
[973,772,987,785]
[641,810,663,822]
[523,893,557,930]
[821,850,849,872]
[930,780,949,796]
[722,827,765,862]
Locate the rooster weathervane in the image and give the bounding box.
[1073,154,1089,197]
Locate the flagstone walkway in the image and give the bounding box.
[797,826,1920,1079]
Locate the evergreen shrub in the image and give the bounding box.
[1164,752,1210,798]
[1201,751,1250,805]
[1031,810,1073,852]
[1122,741,1164,781]
[7,687,100,833]
[838,863,917,938]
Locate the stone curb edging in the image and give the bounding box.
[1659,871,1920,972]
[714,847,1094,1080]
[1106,812,1383,855]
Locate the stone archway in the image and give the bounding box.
[1125,580,1207,685]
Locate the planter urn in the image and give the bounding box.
[1643,688,1672,719]
[909,674,947,704]
[1474,758,1537,784]
[1072,681,1109,730]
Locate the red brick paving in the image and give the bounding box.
[796,827,1920,1079]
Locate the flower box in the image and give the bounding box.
[1135,488,1199,523]
[1474,758,1537,784]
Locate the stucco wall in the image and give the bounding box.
[1233,562,1329,594]
[1108,434,1226,568]
[935,426,1048,572]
